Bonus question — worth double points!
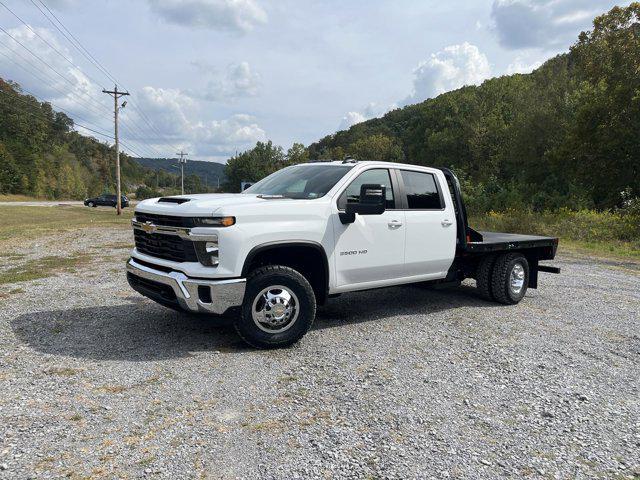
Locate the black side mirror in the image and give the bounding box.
[339,184,386,224]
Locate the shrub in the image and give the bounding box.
[473,208,640,246]
[135,185,162,200]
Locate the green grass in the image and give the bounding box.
[471,209,640,261]
[0,205,133,242]
[0,194,44,202]
[0,254,94,285]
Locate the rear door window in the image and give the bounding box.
[400,170,443,209]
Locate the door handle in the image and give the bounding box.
[441,219,453,227]
[388,220,403,228]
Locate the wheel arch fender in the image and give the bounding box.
[241,241,330,302]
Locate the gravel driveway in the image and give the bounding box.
[0,228,639,479]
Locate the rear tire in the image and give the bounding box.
[475,254,497,301]
[235,265,316,349]
[491,253,529,305]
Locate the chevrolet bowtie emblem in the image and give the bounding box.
[141,221,156,234]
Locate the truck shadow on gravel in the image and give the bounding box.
[10,284,496,360]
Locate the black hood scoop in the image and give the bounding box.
[157,197,190,204]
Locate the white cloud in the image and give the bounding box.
[0,25,108,126]
[403,42,491,105]
[0,25,264,158]
[134,86,194,139]
[491,0,614,50]
[337,102,395,130]
[190,61,261,101]
[133,86,265,156]
[339,43,491,129]
[147,0,267,33]
[193,113,266,146]
[505,56,543,74]
[338,111,366,130]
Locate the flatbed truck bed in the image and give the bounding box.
[465,231,558,257]
[439,167,561,289]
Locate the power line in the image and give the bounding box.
[0,34,166,159]
[0,0,106,89]
[0,27,114,118]
[0,46,113,123]
[29,0,116,85]
[0,82,157,159]
[0,41,161,159]
[0,25,103,106]
[126,94,182,152]
[0,82,111,136]
[0,86,146,158]
[10,0,184,157]
[29,0,182,153]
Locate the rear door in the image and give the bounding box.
[331,168,405,288]
[398,169,456,278]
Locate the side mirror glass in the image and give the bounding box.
[340,184,386,224]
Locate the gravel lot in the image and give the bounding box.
[1,227,639,479]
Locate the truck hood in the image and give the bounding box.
[135,193,321,216]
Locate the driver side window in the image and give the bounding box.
[337,169,395,210]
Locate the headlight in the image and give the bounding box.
[193,216,235,227]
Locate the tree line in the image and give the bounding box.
[226,4,640,214]
[0,78,203,200]
[1,4,639,215]
[306,4,640,213]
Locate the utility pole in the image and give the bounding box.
[102,85,129,215]
[176,150,189,195]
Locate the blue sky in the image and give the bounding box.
[0,0,628,162]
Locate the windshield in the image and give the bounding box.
[243,164,353,199]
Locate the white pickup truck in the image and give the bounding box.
[127,160,559,348]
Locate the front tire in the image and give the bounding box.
[491,253,529,305]
[235,265,316,349]
[87,202,95,208]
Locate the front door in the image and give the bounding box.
[331,168,405,288]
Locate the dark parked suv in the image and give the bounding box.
[84,194,129,208]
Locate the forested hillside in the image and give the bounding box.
[2,3,639,215]
[0,79,141,198]
[135,157,226,189]
[308,4,640,213]
[0,79,191,199]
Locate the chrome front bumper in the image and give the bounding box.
[126,258,246,315]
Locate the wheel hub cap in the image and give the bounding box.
[251,285,299,333]
[510,263,525,294]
